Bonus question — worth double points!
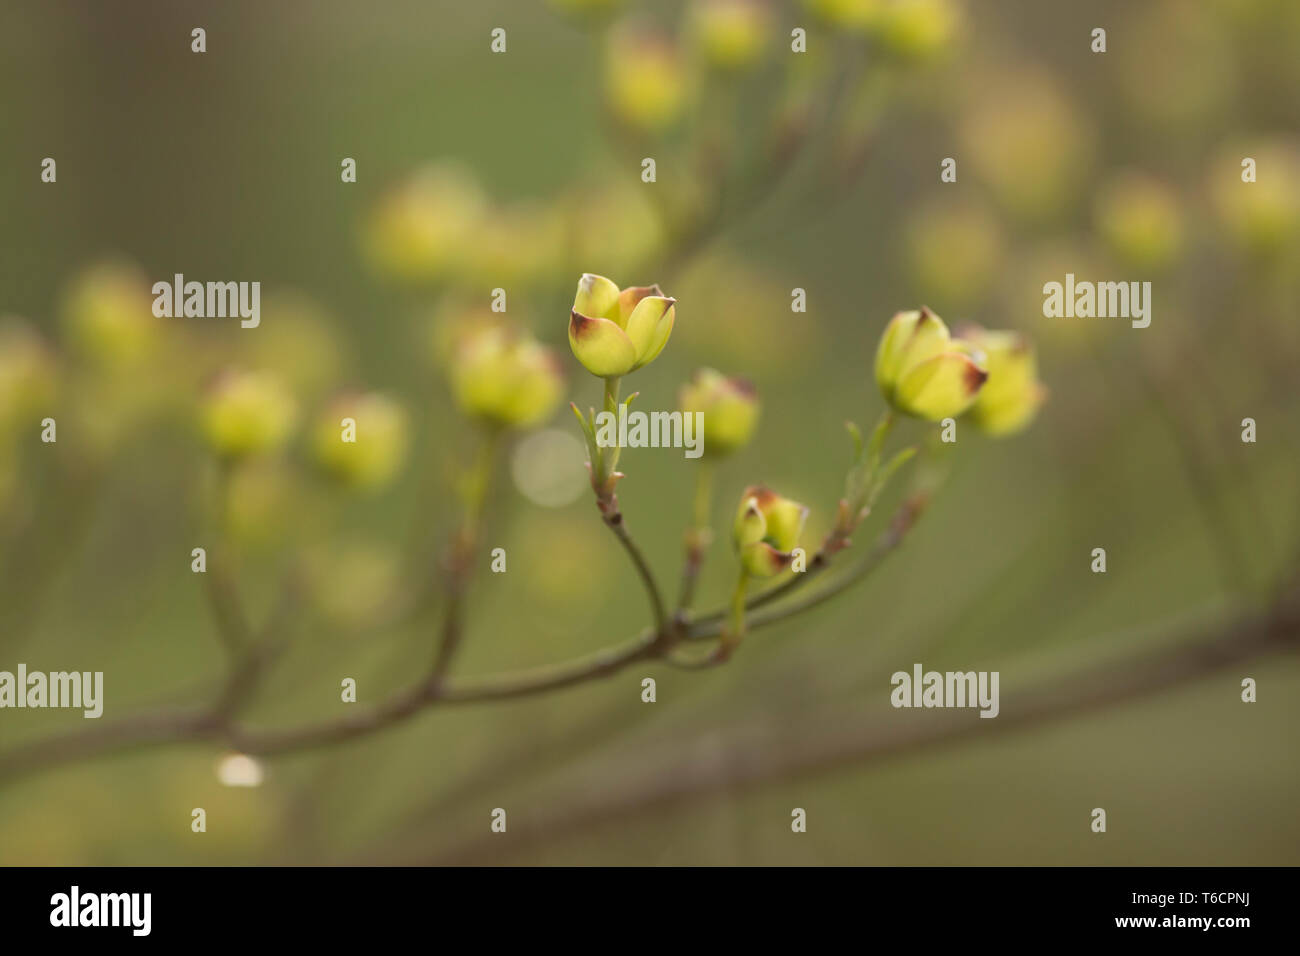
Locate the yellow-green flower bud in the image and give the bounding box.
[311,391,410,490]
[201,369,298,459]
[568,273,676,377]
[61,261,158,370]
[692,0,771,72]
[451,324,565,429]
[958,325,1047,437]
[874,307,987,421]
[679,368,759,456]
[733,484,808,577]
[604,26,690,132]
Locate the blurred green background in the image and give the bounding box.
[1,0,1298,864]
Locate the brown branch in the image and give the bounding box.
[423,592,1300,864]
[0,488,925,786]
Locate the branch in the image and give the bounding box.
[0,481,924,786]
[423,592,1300,864]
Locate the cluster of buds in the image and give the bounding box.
[875,306,1045,434]
[733,485,808,577]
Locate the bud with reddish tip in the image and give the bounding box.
[874,306,987,421]
[957,325,1047,437]
[733,484,808,577]
[568,273,676,378]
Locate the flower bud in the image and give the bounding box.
[692,0,771,72]
[679,368,759,456]
[604,25,690,132]
[451,323,565,429]
[733,484,808,577]
[311,391,410,490]
[957,326,1047,437]
[568,273,676,377]
[874,307,987,421]
[201,369,298,459]
[61,261,158,370]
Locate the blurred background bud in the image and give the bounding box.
[802,0,885,33]
[0,317,59,441]
[363,164,487,282]
[451,322,565,429]
[1209,140,1300,259]
[1093,172,1186,271]
[690,0,771,73]
[1117,0,1234,131]
[222,456,308,549]
[679,367,760,456]
[604,23,691,133]
[961,68,1091,222]
[733,484,808,577]
[906,196,1004,307]
[60,260,159,370]
[874,0,961,63]
[201,369,298,460]
[303,538,401,632]
[310,390,410,491]
[957,325,1047,437]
